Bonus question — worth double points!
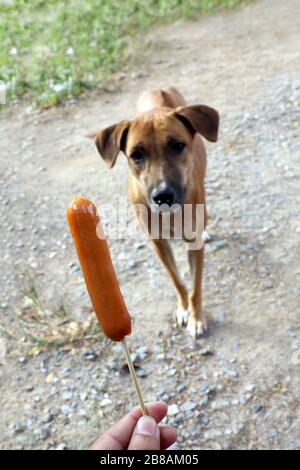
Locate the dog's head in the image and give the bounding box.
[92,105,219,210]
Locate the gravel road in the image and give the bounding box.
[0,0,299,450]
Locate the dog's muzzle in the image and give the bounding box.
[149,183,186,212]
[151,186,176,207]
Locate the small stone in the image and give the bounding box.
[69,264,80,274]
[293,440,300,449]
[136,367,148,378]
[232,425,244,435]
[227,369,239,379]
[109,360,119,371]
[211,239,228,252]
[81,349,97,361]
[199,396,209,407]
[167,368,177,377]
[245,383,255,392]
[61,405,72,415]
[41,413,53,424]
[268,429,278,438]
[231,340,240,351]
[129,352,137,364]
[81,349,94,357]
[40,360,49,374]
[15,240,24,248]
[181,401,196,412]
[13,422,26,435]
[40,426,51,440]
[80,392,88,402]
[45,373,54,384]
[24,405,34,418]
[203,429,223,441]
[160,393,170,402]
[176,384,186,393]
[100,398,112,407]
[239,394,252,405]
[199,347,214,356]
[18,356,27,364]
[62,391,73,401]
[168,404,180,416]
[262,280,274,289]
[126,260,137,269]
[25,384,34,392]
[26,418,34,430]
[15,223,25,232]
[136,346,149,359]
[134,242,145,250]
[157,353,165,361]
[56,443,68,450]
[251,404,262,413]
[199,416,209,425]
[112,344,123,354]
[173,413,184,425]
[217,311,225,321]
[211,399,230,410]
[131,71,144,79]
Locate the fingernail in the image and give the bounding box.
[134,416,159,437]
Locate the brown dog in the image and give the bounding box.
[93,87,219,337]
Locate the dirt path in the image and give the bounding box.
[0,0,299,450]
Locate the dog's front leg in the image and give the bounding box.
[186,245,207,337]
[150,238,189,326]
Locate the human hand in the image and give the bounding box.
[90,401,177,450]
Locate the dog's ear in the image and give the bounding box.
[174,105,219,142]
[92,120,130,168]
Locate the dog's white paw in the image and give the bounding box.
[176,308,189,327]
[202,230,212,243]
[187,317,207,338]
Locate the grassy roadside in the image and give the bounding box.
[0,0,248,108]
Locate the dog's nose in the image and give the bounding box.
[151,187,176,207]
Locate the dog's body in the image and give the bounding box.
[94,87,219,337]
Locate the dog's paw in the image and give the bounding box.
[202,230,212,243]
[187,316,207,338]
[176,308,189,327]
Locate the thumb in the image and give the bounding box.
[128,416,160,450]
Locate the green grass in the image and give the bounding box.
[55,300,68,318]
[0,0,247,108]
[21,273,39,305]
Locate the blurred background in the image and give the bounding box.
[1,0,246,107]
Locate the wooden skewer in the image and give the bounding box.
[122,337,148,416]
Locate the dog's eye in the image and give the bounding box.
[130,150,145,164]
[169,141,186,155]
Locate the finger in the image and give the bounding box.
[128,416,160,450]
[90,401,168,450]
[160,425,177,449]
